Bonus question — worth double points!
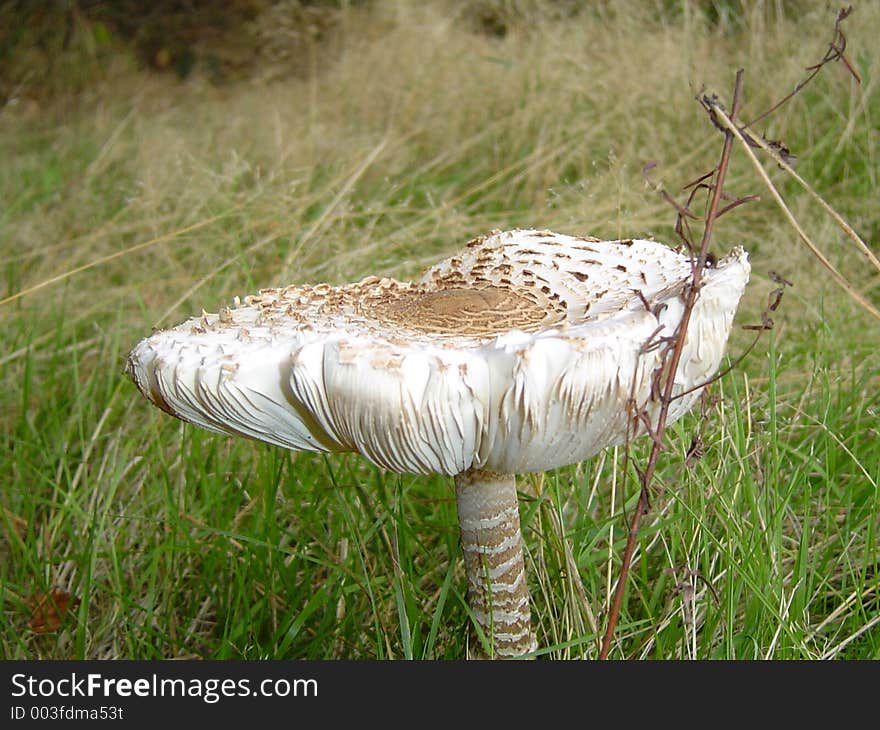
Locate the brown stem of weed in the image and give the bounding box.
[597,70,745,661]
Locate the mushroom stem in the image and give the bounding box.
[454,469,536,659]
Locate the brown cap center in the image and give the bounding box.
[360,285,559,336]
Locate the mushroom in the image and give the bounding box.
[126,228,750,658]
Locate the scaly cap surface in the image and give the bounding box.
[127,229,750,474]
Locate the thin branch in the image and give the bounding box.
[709,101,880,322]
[598,69,746,662]
[715,194,760,219]
[740,130,880,276]
[598,6,862,660]
[744,6,859,129]
[642,162,700,222]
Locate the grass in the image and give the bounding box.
[1,0,878,659]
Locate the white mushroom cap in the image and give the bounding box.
[127,229,750,474]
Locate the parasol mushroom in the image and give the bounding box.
[126,228,750,658]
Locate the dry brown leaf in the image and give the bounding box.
[27,590,80,633]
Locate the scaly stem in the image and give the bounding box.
[454,469,535,659]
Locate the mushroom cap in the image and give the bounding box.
[127,229,749,475]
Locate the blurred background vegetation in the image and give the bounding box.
[0,0,821,99]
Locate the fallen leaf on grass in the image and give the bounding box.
[27,590,80,633]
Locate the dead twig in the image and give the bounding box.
[599,69,746,662]
[745,6,859,129]
[709,102,880,322]
[599,6,865,659]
